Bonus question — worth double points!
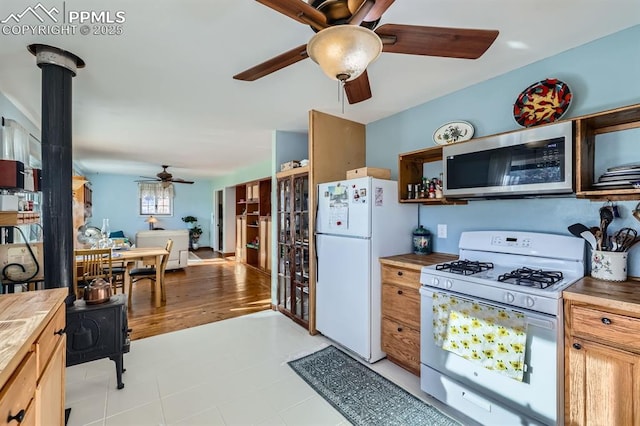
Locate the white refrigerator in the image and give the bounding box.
[315,177,417,362]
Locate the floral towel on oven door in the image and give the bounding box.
[432,292,527,381]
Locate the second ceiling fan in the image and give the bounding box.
[234,0,499,104]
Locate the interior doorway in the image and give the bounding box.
[216,190,224,252]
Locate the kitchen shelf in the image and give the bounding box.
[574,103,640,201]
[275,165,310,180]
[0,211,41,226]
[398,146,467,205]
[397,103,640,203]
[235,177,272,271]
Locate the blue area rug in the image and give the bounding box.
[288,345,461,426]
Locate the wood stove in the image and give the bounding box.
[65,294,130,389]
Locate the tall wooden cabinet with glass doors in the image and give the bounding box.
[276,166,310,327]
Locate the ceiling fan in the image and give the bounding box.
[233,0,499,104]
[136,165,194,185]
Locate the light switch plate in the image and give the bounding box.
[437,224,447,238]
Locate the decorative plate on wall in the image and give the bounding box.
[513,78,572,127]
[433,121,475,145]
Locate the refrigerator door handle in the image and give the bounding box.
[315,184,319,282]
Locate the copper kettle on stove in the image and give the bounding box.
[83,277,113,304]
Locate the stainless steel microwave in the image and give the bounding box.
[442,121,573,199]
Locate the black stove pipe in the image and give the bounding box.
[28,44,84,305]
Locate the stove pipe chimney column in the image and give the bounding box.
[28,44,85,304]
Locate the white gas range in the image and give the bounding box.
[419,231,585,425]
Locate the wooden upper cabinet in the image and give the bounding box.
[574,103,640,201]
[307,110,366,334]
[308,110,366,188]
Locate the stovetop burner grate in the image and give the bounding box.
[436,260,494,275]
[498,267,563,289]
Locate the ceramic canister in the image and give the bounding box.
[591,250,628,281]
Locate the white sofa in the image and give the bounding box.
[135,229,189,270]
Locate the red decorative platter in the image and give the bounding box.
[513,78,572,127]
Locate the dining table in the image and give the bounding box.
[113,246,169,308]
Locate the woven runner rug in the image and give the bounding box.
[288,345,461,426]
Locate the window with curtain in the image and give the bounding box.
[138,182,174,215]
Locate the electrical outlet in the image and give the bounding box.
[437,224,447,239]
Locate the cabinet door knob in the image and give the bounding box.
[7,409,26,423]
[397,290,403,295]
[572,343,582,350]
[397,327,403,332]
[601,317,612,325]
[54,328,65,336]
[397,271,403,276]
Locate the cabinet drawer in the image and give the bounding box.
[36,304,65,376]
[382,284,420,328]
[381,317,420,375]
[381,265,420,288]
[571,305,640,352]
[0,351,36,426]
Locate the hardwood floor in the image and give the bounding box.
[125,253,272,340]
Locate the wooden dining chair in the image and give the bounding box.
[128,239,173,306]
[74,248,113,298]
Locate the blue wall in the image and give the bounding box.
[0,92,38,136]
[87,173,214,244]
[366,25,640,276]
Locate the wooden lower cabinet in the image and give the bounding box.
[380,266,422,375]
[564,296,640,425]
[36,338,66,425]
[379,253,457,376]
[0,289,68,426]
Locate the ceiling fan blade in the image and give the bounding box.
[376,24,499,59]
[361,0,394,22]
[255,0,327,31]
[344,70,372,104]
[139,176,160,181]
[234,44,309,81]
[171,178,194,184]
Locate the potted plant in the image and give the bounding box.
[182,215,198,229]
[190,224,203,250]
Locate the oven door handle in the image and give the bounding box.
[526,316,555,330]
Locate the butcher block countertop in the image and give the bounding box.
[379,253,458,271]
[0,288,67,389]
[564,277,640,315]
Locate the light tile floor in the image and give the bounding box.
[65,310,475,426]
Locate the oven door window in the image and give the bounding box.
[446,137,566,189]
[420,288,559,425]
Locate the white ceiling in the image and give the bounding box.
[0,0,638,181]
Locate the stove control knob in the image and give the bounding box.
[445,279,453,289]
[505,292,515,303]
[432,278,439,286]
[526,296,535,307]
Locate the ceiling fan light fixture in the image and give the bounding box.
[307,25,382,82]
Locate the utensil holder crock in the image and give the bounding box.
[591,250,628,281]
